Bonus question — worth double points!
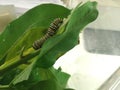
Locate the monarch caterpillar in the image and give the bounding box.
[32,18,63,50]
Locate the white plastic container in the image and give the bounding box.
[0,5,16,32]
[83,6,120,55]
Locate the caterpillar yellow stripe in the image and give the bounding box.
[32,18,63,50]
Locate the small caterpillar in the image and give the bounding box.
[32,18,63,50]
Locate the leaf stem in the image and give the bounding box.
[0,50,40,75]
[0,85,9,89]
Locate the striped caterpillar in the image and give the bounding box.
[32,18,63,50]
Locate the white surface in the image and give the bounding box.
[0,0,64,16]
[0,0,63,9]
[54,34,120,90]
[87,6,120,31]
[54,1,120,90]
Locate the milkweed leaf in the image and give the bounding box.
[0,2,98,90]
[0,54,7,66]
[36,1,98,68]
[0,3,70,62]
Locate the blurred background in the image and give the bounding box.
[0,0,120,90]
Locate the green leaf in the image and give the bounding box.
[5,27,46,61]
[29,67,70,88]
[0,2,98,90]
[64,89,75,90]
[11,66,70,89]
[28,67,54,83]
[0,85,10,90]
[0,54,7,66]
[0,68,21,85]
[29,78,73,90]
[11,60,36,85]
[7,3,70,87]
[50,67,70,88]
[29,79,64,90]
[0,3,70,63]
[36,1,98,68]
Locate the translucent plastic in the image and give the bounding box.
[0,5,16,32]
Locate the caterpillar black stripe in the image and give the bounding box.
[32,18,63,50]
